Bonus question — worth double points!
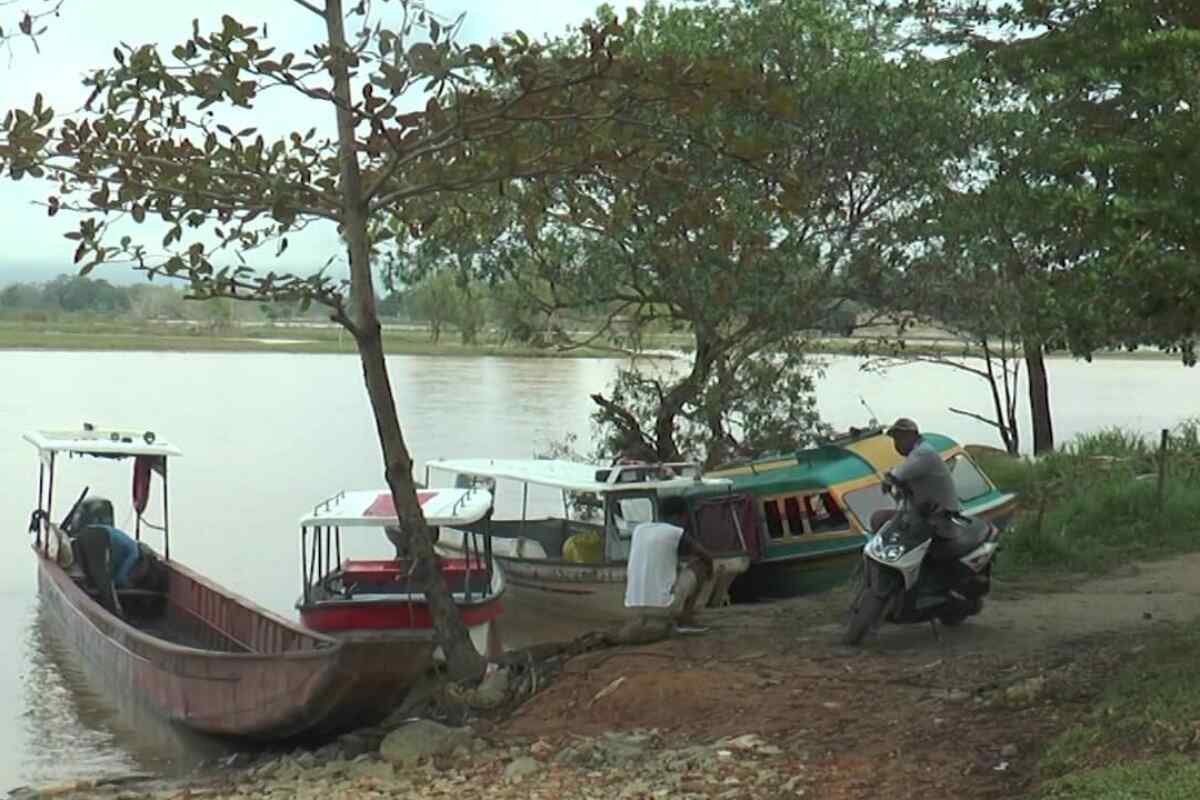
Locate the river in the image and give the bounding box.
[0,349,1196,790]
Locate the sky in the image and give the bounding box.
[0,0,645,285]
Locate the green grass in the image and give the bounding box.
[1040,757,1200,799]
[1037,628,1200,798]
[973,423,1200,580]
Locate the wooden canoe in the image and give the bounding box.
[36,545,434,742]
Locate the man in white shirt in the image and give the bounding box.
[620,495,715,642]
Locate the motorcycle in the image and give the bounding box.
[842,478,1001,645]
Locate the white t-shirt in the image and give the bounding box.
[624,521,684,608]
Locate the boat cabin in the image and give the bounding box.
[296,486,505,649]
[423,458,755,564]
[26,426,181,612]
[709,427,1017,567]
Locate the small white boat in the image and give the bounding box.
[296,486,505,659]
[424,458,757,640]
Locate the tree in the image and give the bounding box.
[0,1,743,679]
[891,1,1200,450]
[421,0,975,466]
[404,270,459,343]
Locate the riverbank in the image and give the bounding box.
[20,552,1200,800]
[0,318,1187,361]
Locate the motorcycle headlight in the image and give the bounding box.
[882,545,905,562]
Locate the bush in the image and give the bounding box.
[990,423,1200,579]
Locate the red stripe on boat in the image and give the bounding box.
[364,490,435,517]
[300,598,503,632]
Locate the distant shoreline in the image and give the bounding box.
[0,322,1185,362]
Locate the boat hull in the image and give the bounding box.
[36,547,433,741]
[732,546,863,599]
[443,550,750,646]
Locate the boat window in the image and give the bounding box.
[763,500,784,539]
[842,484,895,532]
[692,497,752,555]
[948,454,993,502]
[609,495,655,540]
[782,497,805,536]
[805,492,850,533]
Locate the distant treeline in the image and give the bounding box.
[0,274,391,324]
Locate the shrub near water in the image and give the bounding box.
[978,422,1200,578]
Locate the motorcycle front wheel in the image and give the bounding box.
[842,581,889,645]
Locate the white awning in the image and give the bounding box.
[24,428,183,459]
[425,457,729,494]
[300,487,494,528]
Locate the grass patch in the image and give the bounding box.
[975,422,1200,580]
[1037,626,1200,796]
[1040,757,1200,799]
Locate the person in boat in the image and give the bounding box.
[620,495,716,641]
[870,417,962,534]
[73,520,158,614]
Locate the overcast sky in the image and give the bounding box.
[0,0,644,284]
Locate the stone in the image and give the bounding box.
[467,667,511,709]
[313,743,342,762]
[1000,744,1019,758]
[337,733,373,760]
[726,734,769,752]
[379,720,474,767]
[503,757,541,782]
[348,759,396,783]
[1005,676,1046,705]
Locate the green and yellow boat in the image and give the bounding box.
[707,428,1018,599]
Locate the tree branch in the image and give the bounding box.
[289,0,326,18]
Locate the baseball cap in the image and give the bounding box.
[886,417,919,436]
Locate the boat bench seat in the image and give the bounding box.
[341,559,491,596]
[116,588,167,599]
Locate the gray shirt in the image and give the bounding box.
[890,438,962,513]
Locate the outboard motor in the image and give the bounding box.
[65,497,114,535]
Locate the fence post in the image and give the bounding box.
[1156,428,1170,505]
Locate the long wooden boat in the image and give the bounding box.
[707,427,1018,599]
[424,459,759,639]
[296,487,505,660]
[25,426,442,741]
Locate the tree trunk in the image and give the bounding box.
[324,0,484,682]
[1024,339,1054,454]
[653,335,714,463]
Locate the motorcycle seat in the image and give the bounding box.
[929,516,990,561]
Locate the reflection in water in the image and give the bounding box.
[21,601,234,787]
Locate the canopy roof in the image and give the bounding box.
[300,487,494,528]
[426,457,729,495]
[24,427,183,459]
[710,431,961,495]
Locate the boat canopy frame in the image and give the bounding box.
[25,426,180,560]
[298,487,497,606]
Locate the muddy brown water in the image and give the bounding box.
[2,350,1200,791]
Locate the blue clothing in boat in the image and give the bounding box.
[94,525,141,587]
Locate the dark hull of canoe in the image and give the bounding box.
[35,548,434,742]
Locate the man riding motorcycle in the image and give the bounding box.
[841,417,998,644]
[870,417,961,537]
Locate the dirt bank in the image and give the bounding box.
[15,552,1200,800]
